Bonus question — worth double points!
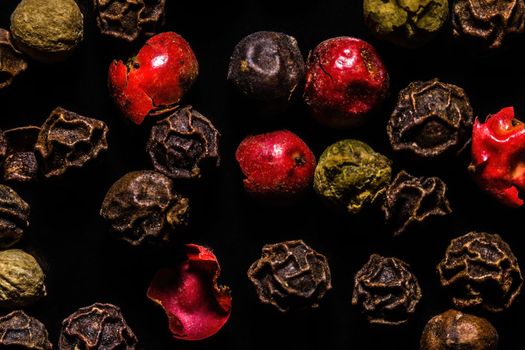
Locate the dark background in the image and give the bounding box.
[1,0,525,349]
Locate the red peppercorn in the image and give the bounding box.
[304,37,389,128]
[470,106,525,207]
[108,32,198,125]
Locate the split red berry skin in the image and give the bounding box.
[108,32,198,125]
[470,107,525,207]
[304,37,389,128]
[235,130,316,198]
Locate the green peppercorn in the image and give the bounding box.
[314,139,392,214]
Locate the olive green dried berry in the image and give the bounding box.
[364,0,449,48]
[314,139,392,214]
[0,249,46,308]
[0,184,29,248]
[0,310,52,350]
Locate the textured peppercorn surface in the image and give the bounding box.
[94,0,166,42]
[438,232,523,312]
[388,78,473,159]
[0,310,52,350]
[352,254,422,325]
[0,249,46,308]
[453,0,525,49]
[248,240,332,312]
[3,126,40,183]
[0,184,29,248]
[364,0,449,47]
[100,170,189,246]
[147,106,220,180]
[0,28,28,90]
[383,170,451,236]
[420,309,498,350]
[9,0,83,63]
[59,303,137,350]
[314,139,392,214]
[227,31,305,109]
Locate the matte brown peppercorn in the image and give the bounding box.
[93,0,166,42]
[3,126,40,183]
[248,240,332,312]
[0,184,29,248]
[438,232,523,312]
[420,309,498,350]
[100,170,189,246]
[0,28,28,90]
[0,310,52,349]
[383,170,451,236]
[147,106,220,180]
[35,107,109,178]
[352,254,422,325]
[59,303,137,350]
[388,79,473,159]
[453,0,525,49]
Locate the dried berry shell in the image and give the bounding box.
[0,310,52,350]
[147,244,232,341]
[59,303,137,350]
[0,28,28,90]
[147,106,220,180]
[3,126,40,183]
[35,107,109,178]
[0,184,29,248]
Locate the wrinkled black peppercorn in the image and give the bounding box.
[35,107,109,178]
[93,0,166,42]
[352,254,422,325]
[0,310,52,350]
[387,79,473,159]
[248,240,332,312]
[438,232,523,312]
[59,303,137,350]
[0,28,28,90]
[227,31,305,110]
[0,184,29,248]
[383,170,451,236]
[147,106,220,180]
[453,0,525,49]
[100,170,189,246]
[3,126,40,183]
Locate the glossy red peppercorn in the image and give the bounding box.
[108,32,198,125]
[470,107,525,207]
[304,37,389,128]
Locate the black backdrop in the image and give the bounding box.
[1,0,525,349]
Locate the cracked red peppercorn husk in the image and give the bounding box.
[0,310,52,350]
[0,184,29,248]
[147,244,232,341]
[59,303,138,350]
[420,309,498,350]
[388,79,474,159]
[3,126,40,183]
[0,28,28,90]
[247,240,332,312]
[437,232,523,312]
[35,107,109,178]
[100,170,189,246]
[383,170,452,236]
[469,107,525,207]
[93,0,166,42]
[452,0,525,49]
[147,106,220,180]
[352,254,422,325]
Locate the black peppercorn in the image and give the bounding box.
[387,79,473,159]
[352,254,422,325]
[147,106,220,180]
[0,310,52,350]
[35,107,109,178]
[59,303,137,350]
[93,0,166,42]
[227,31,305,111]
[248,240,332,312]
[3,126,40,183]
[0,184,29,248]
[438,232,523,312]
[0,28,28,90]
[383,170,451,236]
[453,0,525,49]
[100,170,189,246]
[420,309,498,350]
